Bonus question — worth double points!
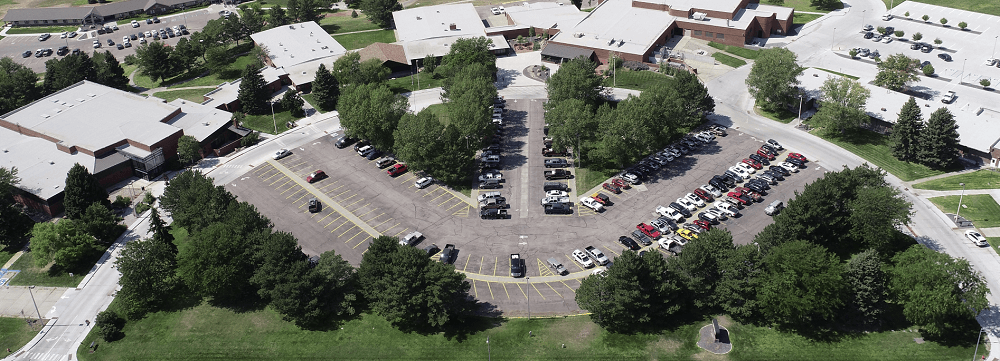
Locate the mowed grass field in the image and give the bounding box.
[712,52,747,68]
[152,88,212,103]
[318,12,382,34]
[6,250,84,287]
[885,0,1000,16]
[333,30,396,50]
[812,129,945,181]
[914,169,1000,190]
[601,69,674,92]
[765,0,843,13]
[0,317,37,355]
[929,194,1000,228]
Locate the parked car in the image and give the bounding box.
[273,148,291,160]
[966,230,988,247]
[592,193,612,206]
[693,188,714,202]
[414,177,434,189]
[938,53,953,61]
[941,91,957,104]
[510,254,525,277]
[787,152,808,162]
[618,236,641,251]
[307,198,321,213]
[544,158,568,168]
[543,202,572,214]
[668,202,692,218]
[399,231,424,246]
[636,223,661,239]
[693,220,712,231]
[547,257,568,275]
[676,228,697,241]
[651,217,678,233]
[306,170,326,183]
[585,246,610,266]
[700,184,722,198]
[38,33,51,41]
[765,200,784,216]
[778,162,800,173]
[572,249,594,268]
[580,197,604,212]
[602,183,622,194]
[480,208,508,219]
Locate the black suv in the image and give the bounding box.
[336,135,357,148]
[544,203,572,214]
[544,158,568,168]
[768,165,790,176]
[480,209,508,219]
[618,236,641,251]
[668,202,692,218]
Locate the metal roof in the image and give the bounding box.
[540,42,595,60]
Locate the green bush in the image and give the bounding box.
[95,310,125,342]
[958,21,968,30]
[240,131,260,147]
[113,195,131,208]
[922,64,934,76]
[939,18,948,25]
[922,15,929,21]
[981,79,991,88]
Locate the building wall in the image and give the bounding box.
[681,22,748,46]
[96,159,134,188]
[13,191,61,217]
[150,130,184,161]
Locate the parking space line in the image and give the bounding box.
[462,254,472,271]
[603,246,620,257]
[362,212,385,225]
[398,174,416,185]
[429,191,448,201]
[502,282,510,299]
[262,171,282,181]
[515,283,528,300]
[486,281,494,300]
[445,200,465,210]
[530,282,547,300]
[545,282,563,298]
[317,212,335,223]
[293,193,310,205]
[325,184,347,194]
[422,188,441,198]
[493,257,498,276]
[318,181,340,190]
[560,280,576,293]
[536,259,554,277]
[437,195,456,206]
[332,222,351,235]
[478,256,484,274]
[353,235,372,249]
[279,184,300,195]
[286,189,306,199]
[285,161,307,169]
[393,228,408,237]
[252,164,274,174]
[332,188,351,198]
[346,230,364,243]
[356,207,378,218]
[371,217,392,230]
[272,177,292,187]
[564,255,582,272]
[340,193,359,203]
[378,221,400,234]
[473,280,479,299]
[325,215,343,228]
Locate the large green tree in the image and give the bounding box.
[717,244,764,324]
[757,240,847,329]
[239,3,267,36]
[544,98,596,159]
[358,236,473,331]
[443,63,497,150]
[237,64,270,115]
[576,249,682,333]
[176,135,202,165]
[159,170,236,232]
[338,83,407,151]
[359,0,401,28]
[63,163,109,219]
[116,235,180,319]
[746,48,804,113]
[134,41,175,82]
[545,56,603,107]
[814,76,871,133]
[917,107,960,169]
[667,229,735,311]
[267,6,289,28]
[30,219,102,272]
[890,97,924,162]
[280,90,306,118]
[591,96,658,168]
[167,38,199,73]
[810,0,841,10]
[0,57,41,114]
[79,202,125,246]
[0,167,33,247]
[91,51,128,90]
[873,53,920,92]
[845,249,888,329]
[42,52,96,94]
[310,63,340,111]
[890,245,989,337]
[332,52,389,86]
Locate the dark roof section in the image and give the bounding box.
[358,43,408,65]
[3,7,95,22]
[540,43,594,60]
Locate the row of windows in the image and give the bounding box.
[692,30,725,39]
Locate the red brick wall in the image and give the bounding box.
[97,161,134,188]
[681,22,748,46]
[213,138,242,157]
[632,0,668,11]
[13,192,60,217]
[150,130,184,162]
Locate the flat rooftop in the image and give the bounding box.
[250,21,347,69]
[0,125,96,200]
[551,0,674,56]
[504,2,588,31]
[164,99,234,142]
[637,0,744,13]
[393,3,487,42]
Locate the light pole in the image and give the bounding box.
[486,336,492,361]
[797,95,804,120]
[955,182,966,222]
[831,27,835,49]
[960,59,967,83]
[270,101,276,133]
[973,328,985,361]
[993,36,998,58]
[27,285,41,324]
[861,10,866,29]
[526,276,530,320]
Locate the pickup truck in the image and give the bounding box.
[941,90,956,104]
[585,246,610,266]
[479,197,507,209]
[510,254,525,277]
[439,244,457,264]
[544,169,572,180]
[480,208,508,219]
[399,231,424,246]
[547,257,568,275]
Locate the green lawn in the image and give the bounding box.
[794,12,824,24]
[814,67,860,80]
[241,109,301,135]
[6,251,85,288]
[707,42,761,59]
[300,93,318,110]
[6,25,80,35]
[812,129,945,181]
[913,170,1000,190]
[318,12,382,34]
[929,194,1000,228]
[152,88,210,103]
[385,72,446,93]
[0,317,37,355]
[885,0,1000,16]
[575,166,618,195]
[756,106,797,124]
[765,0,844,13]
[333,30,396,50]
[601,69,673,91]
[987,237,1000,253]
[167,53,260,89]
[422,103,450,126]
[712,52,747,68]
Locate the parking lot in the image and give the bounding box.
[0,7,224,73]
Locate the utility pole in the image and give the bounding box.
[955,182,966,223]
[27,286,41,324]
[270,101,276,133]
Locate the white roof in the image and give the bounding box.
[164,99,234,142]
[285,56,344,86]
[392,4,487,43]
[0,126,97,200]
[202,80,242,109]
[401,35,509,62]
[550,0,673,57]
[250,21,347,69]
[638,0,744,13]
[504,2,588,31]
[1,81,180,155]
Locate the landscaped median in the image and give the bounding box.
[712,52,747,68]
[810,129,945,182]
[928,194,1000,228]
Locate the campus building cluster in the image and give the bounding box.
[2,0,209,27]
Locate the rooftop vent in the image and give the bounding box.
[289,25,295,29]
[51,99,59,103]
[416,16,422,20]
[300,24,305,28]
[449,23,457,30]
[76,98,85,102]
[310,31,314,36]
[87,93,96,97]
[2,149,7,153]
[618,39,624,46]
[49,160,55,165]
[573,32,583,38]
[41,114,50,118]
[321,46,328,49]
[608,38,614,45]
[203,122,210,126]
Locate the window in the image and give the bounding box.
[716,33,724,39]
[706,32,714,37]
[693,30,702,36]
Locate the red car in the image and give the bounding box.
[306,170,326,183]
[788,152,808,162]
[602,183,621,194]
[727,192,750,205]
[387,164,408,176]
[693,220,712,231]
[742,158,763,169]
[592,193,612,205]
[611,178,630,189]
[636,223,661,238]
[757,149,776,160]
[693,188,714,202]
[758,146,777,157]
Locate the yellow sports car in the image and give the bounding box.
[676,228,698,241]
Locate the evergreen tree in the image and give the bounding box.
[0,58,42,114]
[280,90,305,118]
[92,51,129,90]
[890,97,923,162]
[918,107,960,169]
[63,163,109,219]
[147,207,177,254]
[267,6,289,27]
[310,63,339,111]
[237,64,269,115]
[845,249,888,329]
[286,0,300,21]
[42,52,96,94]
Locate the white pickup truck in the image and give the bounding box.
[399,231,424,246]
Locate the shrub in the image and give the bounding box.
[934,38,942,45]
[894,30,904,38]
[912,32,922,41]
[113,195,131,209]
[95,310,125,342]
[922,64,934,76]
[528,27,535,37]
[922,15,929,21]
[849,49,858,58]
[958,21,968,30]
[123,54,137,65]
[981,79,991,88]
[877,26,886,35]
[240,131,260,147]
[904,11,909,17]
[533,43,540,51]
[351,10,358,18]
[622,61,649,71]
[939,18,948,25]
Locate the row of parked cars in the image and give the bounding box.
[477,97,512,220]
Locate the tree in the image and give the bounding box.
[438,37,497,82]
[204,46,231,74]
[939,17,948,25]
[845,249,887,329]
[667,229,735,311]
[95,310,126,342]
[745,48,804,113]
[890,245,988,337]
[876,26,885,35]
[545,98,596,159]
[813,76,871,133]
[982,79,992,88]
[912,32,922,41]
[958,21,968,30]
[545,56,603,107]
[934,38,942,45]
[849,48,858,58]
[918,107,960,169]
[591,96,660,168]
[0,57,42,114]
[904,11,909,17]
[358,236,473,331]
[238,64,270,115]
[810,0,839,10]
[444,63,497,149]
[757,240,847,329]
[891,97,924,161]
[576,249,681,333]
[921,14,929,21]
[332,52,389,86]
[30,220,102,272]
[223,14,245,45]
[63,163,109,219]
[358,59,391,85]
[134,41,175,82]
[42,52,96,94]
[894,30,904,38]
[0,167,33,247]
[79,202,125,246]
[422,54,439,74]
[147,207,176,254]
[159,170,237,232]
[922,63,934,76]
[670,71,716,126]
[267,6,289,28]
[280,90,306,118]
[91,51,128,90]
[310,64,339,111]
[177,135,202,165]
[286,0,300,20]
[239,3,267,35]
[116,235,179,319]
[338,83,407,151]
[295,0,322,23]
[716,244,763,323]
[873,53,919,92]
[168,38,199,72]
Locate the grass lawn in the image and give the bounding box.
[712,52,747,68]
[241,109,301,135]
[333,30,396,50]
[0,240,22,268]
[988,237,1000,253]
[6,251,85,287]
[708,42,761,59]
[756,106,798,124]
[884,0,1000,16]
[385,72,446,93]
[422,103,450,126]
[814,67,860,80]
[575,166,618,195]
[152,88,210,103]
[257,0,290,7]
[318,12,382,34]
[794,12,824,24]
[765,0,843,13]
[929,194,1000,228]
[6,25,80,35]
[601,69,673,91]
[913,169,1000,190]
[812,129,945,181]
[166,53,260,89]
[0,317,37,354]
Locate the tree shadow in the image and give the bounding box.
[320,24,341,34]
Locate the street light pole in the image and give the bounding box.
[960,59,967,83]
[973,328,985,361]
[270,101,276,133]
[798,95,803,120]
[993,36,998,58]
[27,286,41,323]
[526,276,530,320]
[486,336,491,361]
[955,182,966,223]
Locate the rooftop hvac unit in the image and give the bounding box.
[449,23,457,30]
[573,32,583,38]
[618,39,624,47]
[608,38,614,45]
[416,16,422,20]
[289,25,295,29]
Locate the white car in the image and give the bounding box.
[700,185,722,198]
[478,191,501,202]
[93,40,101,48]
[650,218,674,233]
[145,31,153,37]
[676,198,698,212]
[767,139,784,150]
[122,36,130,44]
[656,205,684,221]
[490,7,501,15]
[698,211,719,223]
[881,13,892,21]
[658,237,678,250]
[131,20,139,28]
[729,167,750,180]
[705,208,728,221]
[479,172,502,182]
[572,249,594,268]
[273,148,291,160]
[684,193,706,207]
[580,197,604,212]
[414,177,433,189]
[546,190,569,198]
[498,5,505,11]
[59,32,67,38]
[779,162,800,173]
[882,36,893,43]
[714,203,738,217]
[139,38,147,44]
[966,230,989,247]
[735,162,756,174]
[872,34,883,42]
[540,196,570,205]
